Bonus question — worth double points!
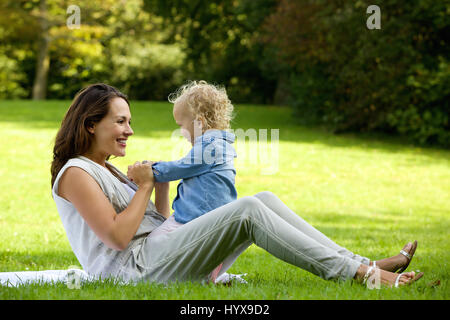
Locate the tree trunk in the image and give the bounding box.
[32,0,50,100]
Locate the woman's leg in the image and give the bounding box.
[126,196,362,284]
[253,191,371,265]
[148,214,251,283]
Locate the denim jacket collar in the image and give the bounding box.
[194,129,235,145]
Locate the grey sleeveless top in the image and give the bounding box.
[52,156,166,278]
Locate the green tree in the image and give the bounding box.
[143,0,277,103]
[0,1,39,98]
[1,0,117,99]
[0,0,187,100]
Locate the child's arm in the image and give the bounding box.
[151,143,214,182]
[154,181,170,218]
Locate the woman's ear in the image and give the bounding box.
[86,121,96,134]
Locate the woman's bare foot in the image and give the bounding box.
[369,241,416,273]
[354,264,418,288]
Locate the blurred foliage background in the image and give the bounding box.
[0,0,448,147]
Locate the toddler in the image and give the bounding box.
[148,80,237,236]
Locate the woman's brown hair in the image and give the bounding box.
[50,83,129,187]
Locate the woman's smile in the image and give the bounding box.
[117,138,127,148]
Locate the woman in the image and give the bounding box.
[51,83,423,287]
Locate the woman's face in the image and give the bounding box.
[88,97,133,159]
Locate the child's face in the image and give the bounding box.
[173,101,202,145]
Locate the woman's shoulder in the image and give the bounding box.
[53,157,98,191]
[61,156,93,171]
[60,156,89,173]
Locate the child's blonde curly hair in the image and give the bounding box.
[168,80,234,131]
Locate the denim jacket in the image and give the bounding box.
[152,129,237,224]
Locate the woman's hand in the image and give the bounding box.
[142,159,157,165]
[127,161,154,188]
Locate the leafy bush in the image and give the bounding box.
[262,0,449,147]
[107,39,185,100]
[387,58,450,147]
[0,49,28,99]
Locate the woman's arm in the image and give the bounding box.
[58,163,154,251]
[154,182,170,218]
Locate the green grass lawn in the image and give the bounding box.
[0,100,449,299]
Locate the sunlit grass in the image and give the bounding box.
[0,100,449,299]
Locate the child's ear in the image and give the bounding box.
[197,116,206,128]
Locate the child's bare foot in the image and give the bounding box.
[369,241,417,273]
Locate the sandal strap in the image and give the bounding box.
[400,249,412,260]
[372,261,377,268]
[394,273,404,288]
